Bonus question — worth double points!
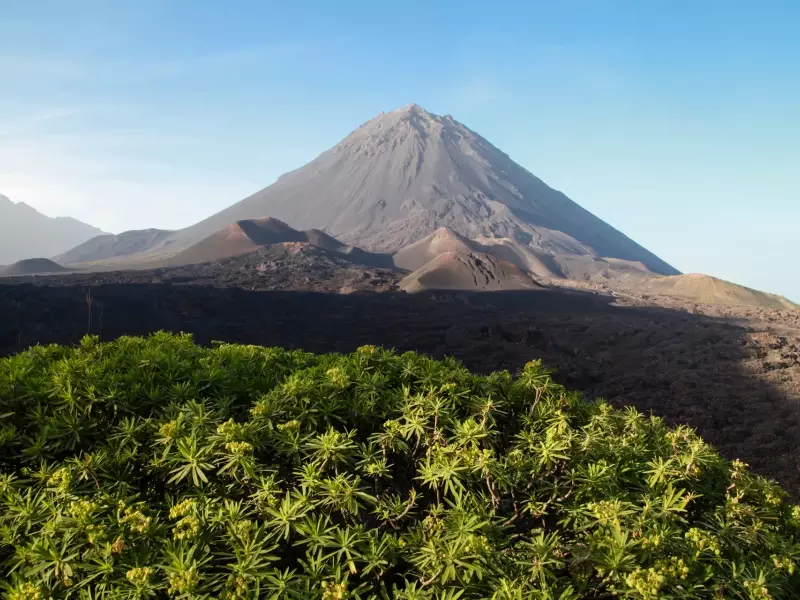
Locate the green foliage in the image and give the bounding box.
[0,332,798,599]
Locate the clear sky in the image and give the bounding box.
[1,1,798,300]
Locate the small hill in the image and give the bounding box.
[3,258,70,276]
[634,273,798,311]
[393,227,479,271]
[169,218,305,265]
[168,217,393,268]
[56,229,172,265]
[0,194,105,264]
[394,227,564,280]
[399,251,540,293]
[303,228,347,252]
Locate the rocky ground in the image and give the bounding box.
[1,260,799,497]
[2,243,400,293]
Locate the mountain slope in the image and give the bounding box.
[168,217,393,268]
[399,251,540,293]
[394,227,561,278]
[164,104,678,275]
[0,195,105,264]
[393,227,479,271]
[631,274,799,311]
[57,229,173,266]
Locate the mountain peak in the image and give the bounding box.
[395,103,429,115]
[166,107,679,276]
[367,104,442,130]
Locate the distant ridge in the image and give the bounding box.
[57,229,172,266]
[0,194,105,264]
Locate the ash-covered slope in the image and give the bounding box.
[169,104,678,275]
[399,251,540,294]
[57,229,172,266]
[631,274,799,312]
[394,227,561,279]
[169,217,393,269]
[0,194,105,264]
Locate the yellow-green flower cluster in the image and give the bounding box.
[126,567,153,586]
[169,499,197,519]
[122,507,152,534]
[168,566,199,595]
[70,499,100,523]
[743,577,773,600]
[173,516,200,540]
[7,582,43,600]
[86,524,108,544]
[217,419,246,441]
[685,527,721,558]
[772,555,797,575]
[234,519,254,539]
[225,441,253,455]
[655,556,690,580]
[159,419,181,440]
[587,500,621,525]
[321,581,349,600]
[625,567,665,598]
[326,367,351,389]
[730,459,749,482]
[47,468,71,491]
[640,530,665,549]
[170,499,201,540]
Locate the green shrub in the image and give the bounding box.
[0,332,798,599]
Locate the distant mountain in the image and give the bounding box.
[160,104,679,276]
[0,194,105,265]
[57,229,172,266]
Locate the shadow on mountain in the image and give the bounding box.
[1,283,798,495]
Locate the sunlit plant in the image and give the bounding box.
[0,332,798,598]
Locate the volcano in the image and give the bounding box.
[162,104,677,275]
[58,104,677,277]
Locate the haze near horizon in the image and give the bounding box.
[1,1,798,301]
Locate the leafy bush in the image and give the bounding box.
[0,333,798,599]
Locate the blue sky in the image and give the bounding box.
[1,0,798,300]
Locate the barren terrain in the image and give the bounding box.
[2,260,799,497]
